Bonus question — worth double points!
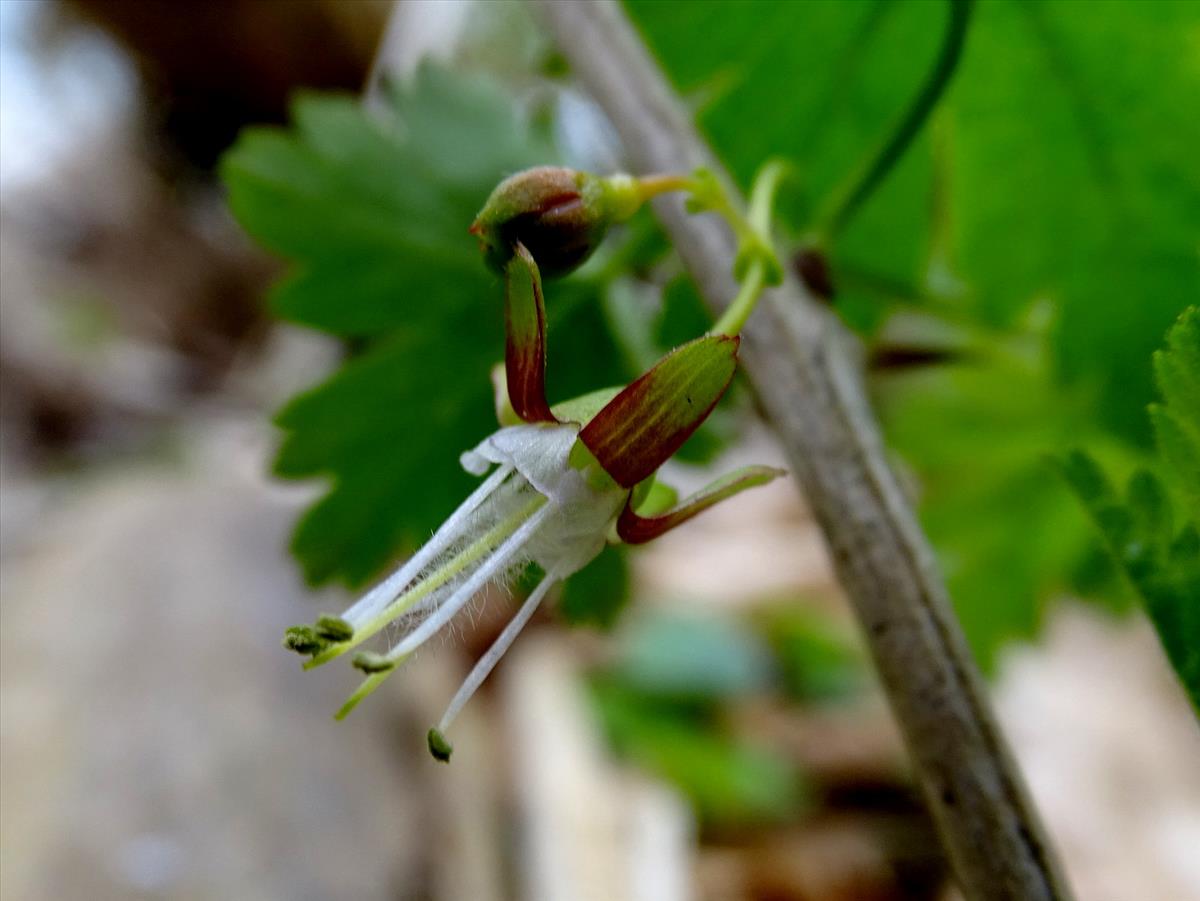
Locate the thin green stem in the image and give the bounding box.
[713,258,766,336]
[747,160,787,238]
[626,166,784,336]
[635,172,695,199]
[821,0,974,238]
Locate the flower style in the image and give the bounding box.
[284,166,785,761]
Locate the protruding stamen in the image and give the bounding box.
[334,671,391,721]
[377,499,554,666]
[293,465,519,668]
[334,497,555,718]
[427,728,453,762]
[352,651,397,674]
[315,616,354,642]
[434,570,560,744]
[282,626,326,655]
[341,463,514,627]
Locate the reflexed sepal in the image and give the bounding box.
[505,243,559,424]
[579,335,739,488]
[616,464,785,544]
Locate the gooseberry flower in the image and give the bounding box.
[285,168,784,762]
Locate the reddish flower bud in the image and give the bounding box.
[471,166,622,278]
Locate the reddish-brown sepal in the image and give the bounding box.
[579,335,739,488]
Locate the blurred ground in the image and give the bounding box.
[3,398,1199,900]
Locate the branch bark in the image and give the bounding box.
[532,3,1072,899]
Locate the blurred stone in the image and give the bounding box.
[995,604,1200,901]
[501,634,695,901]
[0,420,423,900]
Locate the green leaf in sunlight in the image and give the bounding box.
[626,0,941,298]
[945,0,1200,442]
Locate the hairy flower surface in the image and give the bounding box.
[285,168,784,761]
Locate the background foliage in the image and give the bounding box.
[222,0,1198,671]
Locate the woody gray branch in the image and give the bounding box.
[531,2,1072,900]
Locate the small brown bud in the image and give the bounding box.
[471,166,616,277]
[793,246,835,302]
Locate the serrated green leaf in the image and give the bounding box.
[1152,307,1200,511]
[273,333,494,585]
[1060,311,1200,713]
[1058,449,1115,507]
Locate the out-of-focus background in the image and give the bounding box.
[2,1,1198,900]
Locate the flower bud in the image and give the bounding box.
[471,166,634,277]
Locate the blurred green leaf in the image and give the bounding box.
[629,0,1200,439]
[758,609,865,702]
[1151,307,1200,511]
[613,612,775,701]
[878,326,1138,666]
[1061,309,1200,713]
[946,1,1200,442]
[627,0,940,302]
[590,678,802,825]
